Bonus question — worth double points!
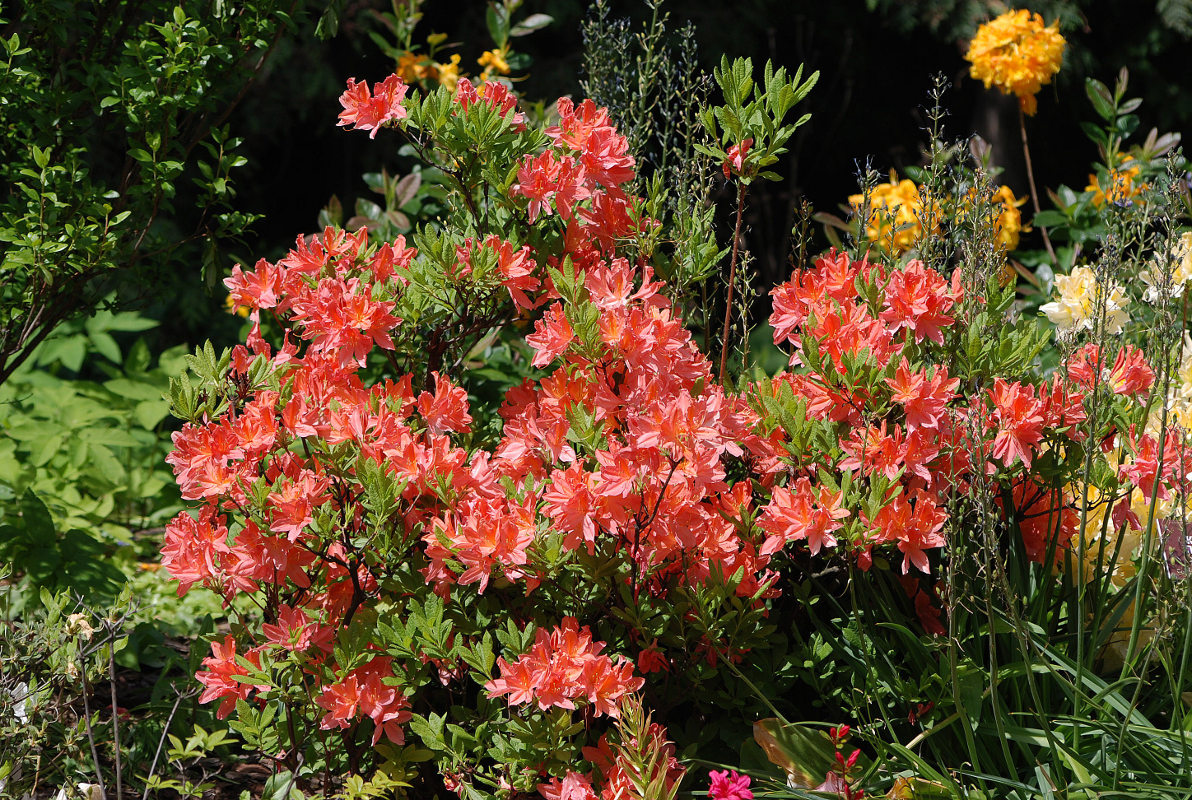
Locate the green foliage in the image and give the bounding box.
[1158,0,1192,35]
[0,1,313,386]
[697,56,818,185]
[0,584,136,799]
[0,310,183,607]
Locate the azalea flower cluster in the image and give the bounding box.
[161,72,790,783]
[849,173,1026,254]
[1087,158,1147,207]
[485,617,643,717]
[965,9,1066,116]
[161,62,1182,795]
[1040,265,1130,335]
[761,251,1132,603]
[512,97,636,231]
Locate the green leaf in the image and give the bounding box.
[30,432,64,467]
[88,443,126,483]
[105,378,166,402]
[134,399,171,430]
[510,13,553,36]
[752,718,837,789]
[89,331,122,363]
[485,3,510,48]
[1032,210,1069,229]
[1085,78,1115,121]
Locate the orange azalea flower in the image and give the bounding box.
[988,378,1046,469]
[485,617,644,717]
[848,175,938,254]
[337,75,409,138]
[965,9,1065,116]
[196,636,265,719]
[1087,159,1146,207]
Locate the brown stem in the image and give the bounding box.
[141,692,186,800]
[80,652,108,797]
[718,182,748,383]
[1019,107,1058,266]
[109,644,123,800]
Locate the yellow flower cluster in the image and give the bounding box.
[850,178,1027,255]
[1086,159,1146,208]
[985,184,1029,251]
[1160,332,1192,432]
[1070,482,1159,667]
[478,48,511,82]
[849,176,937,254]
[1039,265,1130,335]
[396,52,462,92]
[965,9,1066,116]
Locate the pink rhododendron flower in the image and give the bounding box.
[708,769,753,800]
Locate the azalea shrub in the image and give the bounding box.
[159,14,1191,800]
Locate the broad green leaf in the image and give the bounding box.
[753,718,836,788]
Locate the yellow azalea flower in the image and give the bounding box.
[848,175,938,254]
[1161,331,1192,433]
[397,51,442,83]
[1069,481,1164,668]
[961,184,1029,251]
[990,184,1028,251]
[435,53,462,92]
[965,9,1065,116]
[1087,159,1146,207]
[478,48,510,78]
[397,51,423,83]
[224,293,250,318]
[1039,265,1129,335]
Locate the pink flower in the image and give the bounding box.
[708,770,753,800]
[337,75,409,138]
[722,139,753,179]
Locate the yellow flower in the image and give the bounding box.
[224,293,250,319]
[1163,331,1192,432]
[396,51,425,83]
[477,48,510,80]
[848,175,938,254]
[1086,159,1146,207]
[989,184,1028,251]
[965,9,1065,116]
[1069,482,1164,667]
[1039,265,1129,335]
[961,184,1029,251]
[435,53,462,92]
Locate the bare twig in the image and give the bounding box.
[1019,107,1058,266]
[80,659,108,798]
[108,643,123,800]
[718,181,749,382]
[141,692,186,800]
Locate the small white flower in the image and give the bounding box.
[77,783,107,800]
[10,680,30,724]
[1140,232,1192,304]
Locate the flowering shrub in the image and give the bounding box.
[162,56,820,794]
[159,13,1191,798]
